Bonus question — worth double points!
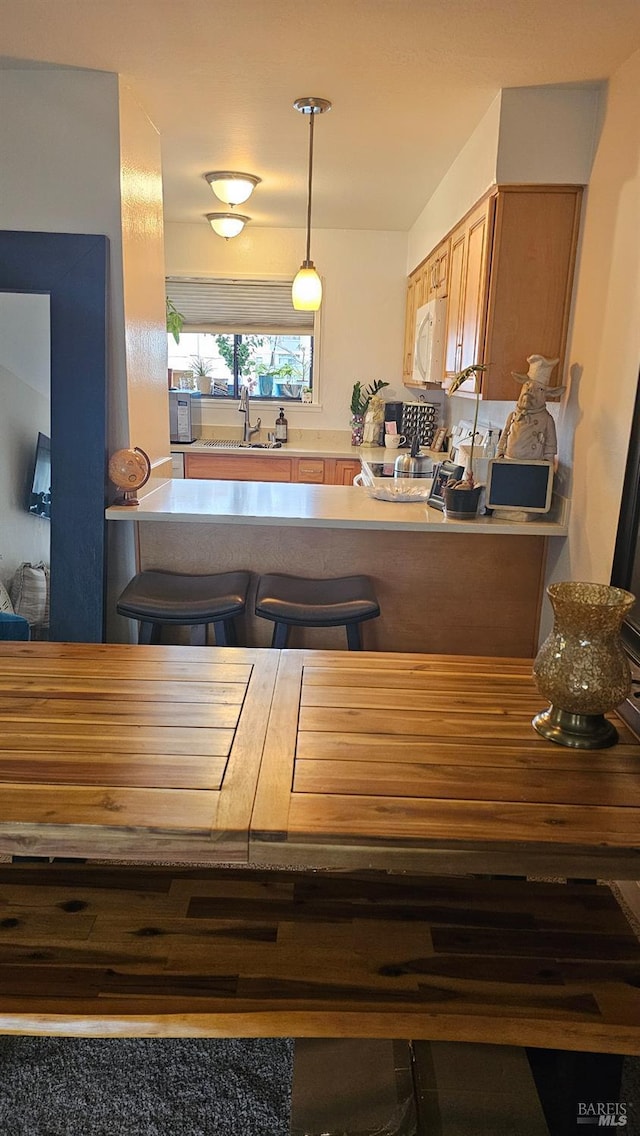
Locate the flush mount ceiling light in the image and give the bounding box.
[292,96,331,312]
[206,212,251,240]
[204,171,261,206]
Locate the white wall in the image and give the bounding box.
[496,85,603,186]
[0,68,168,463]
[0,69,128,460]
[165,223,408,432]
[0,294,50,589]
[407,95,502,274]
[548,49,640,595]
[0,67,169,641]
[119,79,170,470]
[407,84,601,276]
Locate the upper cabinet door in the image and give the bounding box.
[435,241,449,299]
[460,205,491,373]
[482,187,582,401]
[444,226,467,376]
[402,275,418,381]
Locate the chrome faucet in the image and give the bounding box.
[238,386,261,443]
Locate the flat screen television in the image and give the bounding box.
[28,431,51,520]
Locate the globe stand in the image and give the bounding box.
[114,488,142,507]
[108,447,151,508]
[532,705,619,750]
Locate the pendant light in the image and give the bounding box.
[204,171,261,206]
[292,96,331,311]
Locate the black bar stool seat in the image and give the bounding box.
[255,573,380,650]
[117,569,250,646]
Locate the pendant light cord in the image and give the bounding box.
[305,111,315,264]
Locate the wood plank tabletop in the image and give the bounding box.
[250,651,640,878]
[0,863,638,1052]
[0,643,278,862]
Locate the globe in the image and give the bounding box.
[109,447,151,505]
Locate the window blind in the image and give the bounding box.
[165,277,315,335]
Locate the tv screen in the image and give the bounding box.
[28,432,51,520]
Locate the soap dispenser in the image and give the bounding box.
[275,407,288,443]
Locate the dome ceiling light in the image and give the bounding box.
[206,212,251,239]
[291,96,332,312]
[204,171,261,206]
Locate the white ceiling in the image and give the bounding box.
[2,0,640,232]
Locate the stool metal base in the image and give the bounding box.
[138,618,238,647]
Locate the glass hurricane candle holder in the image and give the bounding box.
[532,581,635,749]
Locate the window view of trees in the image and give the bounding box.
[167,332,313,400]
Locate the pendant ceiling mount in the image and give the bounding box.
[293,97,332,116]
[291,96,332,312]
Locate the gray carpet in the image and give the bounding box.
[0,1037,294,1135]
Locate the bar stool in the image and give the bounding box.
[116,569,250,646]
[255,573,380,650]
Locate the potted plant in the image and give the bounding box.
[444,363,486,518]
[350,380,389,445]
[189,355,214,395]
[254,363,276,397]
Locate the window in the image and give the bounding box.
[166,277,316,402]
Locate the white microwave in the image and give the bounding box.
[412,297,446,385]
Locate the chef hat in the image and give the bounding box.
[512,355,565,396]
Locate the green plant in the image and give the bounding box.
[189,355,213,377]
[445,364,487,489]
[166,298,184,344]
[350,379,389,416]
[215,334,264,377]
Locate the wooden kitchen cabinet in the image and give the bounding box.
[295,458,325,483]
[444,198,493,384]
[481,186,582,401]
[406,184,582,401]
[401,275,417,382]
[184,452,294,481]
[326,458,362,485]
[185,452,363,485]
[426,239,449,302]
[401,239,450,383]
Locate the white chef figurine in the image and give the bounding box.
[497,355,565,464]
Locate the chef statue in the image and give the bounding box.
[497,354,565,464]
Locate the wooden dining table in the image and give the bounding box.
[0,642,639,876]
[0,641,639,1048]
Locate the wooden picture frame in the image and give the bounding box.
[427,460,465,511]
[431,426,448,452]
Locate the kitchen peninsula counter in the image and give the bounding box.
[106,477,568,536]
[107,478,565,655]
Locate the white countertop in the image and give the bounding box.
[106,477,568,535]
[172,438,382,461]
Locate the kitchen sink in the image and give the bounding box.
[199,439,282,449]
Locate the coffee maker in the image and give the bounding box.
[384,401,407,446]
